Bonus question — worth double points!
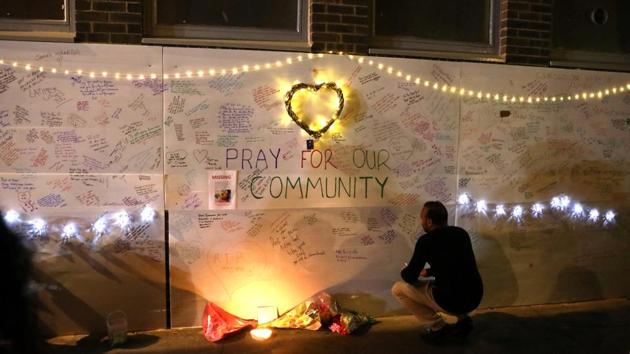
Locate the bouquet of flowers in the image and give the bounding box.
[267,292,339,330]
[329,311,376,335]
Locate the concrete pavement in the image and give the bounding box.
[46,298,630,354]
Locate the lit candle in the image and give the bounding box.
[249,305,277,341]
[257,306,278,325]
[250,328,272,341]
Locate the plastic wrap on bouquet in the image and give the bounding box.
[201,302,257,342]
[329,312,376,335]
[268,292,339,330]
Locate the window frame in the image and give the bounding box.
[0,0,75,42]
[551,50,630,72]
[368,0,503,62]
[142,0,311,51]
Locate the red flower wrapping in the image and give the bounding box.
[201,302,257,342]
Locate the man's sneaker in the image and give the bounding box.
[421,325,451,345]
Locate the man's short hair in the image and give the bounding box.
[423,201,448,226]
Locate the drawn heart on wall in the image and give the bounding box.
[193,149,209,163]
[284,82,345,139]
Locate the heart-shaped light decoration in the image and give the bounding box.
[284,82,344,139]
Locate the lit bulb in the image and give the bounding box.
[458,194,470,205]
[93,216,107,234]
[29,218,47,235]
[4,210,20,224]
[572,203,584,217]
[512,205,523,219]
[531,203,544,217]
[114,210,130,229]
[550,196,561,209]
[560,195,571,210]
[604,210,615,223]
[62,222,78,238]
[588,209,599,222]
[140,206,156,223]
[476,200,487,214]
[495,204,506,217]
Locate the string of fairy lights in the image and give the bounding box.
[457,193,616,226]
[1,51,629,105]
[3,206,157,244]
[2,192,617,244]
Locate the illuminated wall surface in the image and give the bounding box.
[0,41,628,334]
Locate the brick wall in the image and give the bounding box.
[504,0,552,65]
[76,0,143,44]
[311,0,369,54]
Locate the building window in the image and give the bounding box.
[369,0,501,61]
[551,0,630,71]
[144,0,309,50]
[0,0,75,41]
